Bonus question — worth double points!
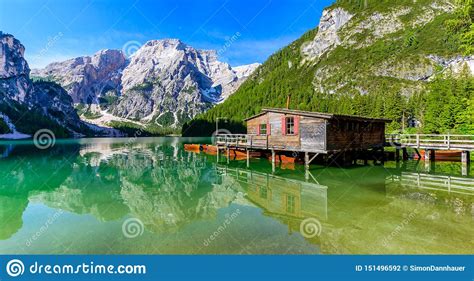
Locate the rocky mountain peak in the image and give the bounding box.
[31,37,260,130]
[233,63,260,79]
[91,49,126,69]
[0,33,30,79]
[31,49,127,104]
[302,8,353,60]
[1,33,120,138]
[143,38,186,50]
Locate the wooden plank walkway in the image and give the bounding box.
[386,134,474,151]
[219,134,474,151]
[215,133,474,165]
[215,134,298,151]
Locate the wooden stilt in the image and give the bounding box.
[395,148,400,162]
[424,149,435,162]
[461,151,471,165]
[381,147,385,164]
[424,149,431,162]
[424,160,431,173]
[462,164,469,177]
[402,147,408,161]
[462,151,471,177]
[414,148,421,160]
[305,152,309,170]
[246,149,250,168]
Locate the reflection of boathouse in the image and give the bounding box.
[217,165,328,221]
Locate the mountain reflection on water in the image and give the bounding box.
[0,137,472,254]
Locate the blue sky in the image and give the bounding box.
[0,0,334,68]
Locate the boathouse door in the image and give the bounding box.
[300,120,326,152]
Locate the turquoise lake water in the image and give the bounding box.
[0,137,472,254]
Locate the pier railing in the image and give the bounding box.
[401,172,474,195]
[216,134,269,149]
[386,134,474,151]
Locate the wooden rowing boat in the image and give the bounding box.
[223,149,261,158]
[184,144,264,159]
[267,154,297,163]
[280,163,296,170]
[184,144,202,152]
[414,150,462,161]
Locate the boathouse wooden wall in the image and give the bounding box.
[247,112,326,151]
[246,112,386,153]
[325,120,385,151]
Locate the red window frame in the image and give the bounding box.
[282,116,299,136]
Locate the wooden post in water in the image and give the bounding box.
[271,150,276,173]
[381,147,385,164]
[226,147,230,164]
[461,151,471,165]
[462,151,470,176]
[424,149,435,162]
[402,147,408,161]
[424,159,431,173]
[395,148,400,162]
[305,152,309,170]
[246,149,250,168]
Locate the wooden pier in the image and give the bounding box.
[387,134,474,165]
[211,108,473,170]
[215,108,390,169]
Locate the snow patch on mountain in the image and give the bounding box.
[0,112,30,139]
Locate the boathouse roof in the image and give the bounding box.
[244,108,392,123]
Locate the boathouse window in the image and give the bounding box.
[286,195,296,214]
[259,186,268,199]
[259,124,267,135]
[285,117,295,135]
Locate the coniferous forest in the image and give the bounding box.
[183,0,474,136]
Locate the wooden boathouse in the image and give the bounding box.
[216,108,392,167]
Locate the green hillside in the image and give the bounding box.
[183,0,473,136]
